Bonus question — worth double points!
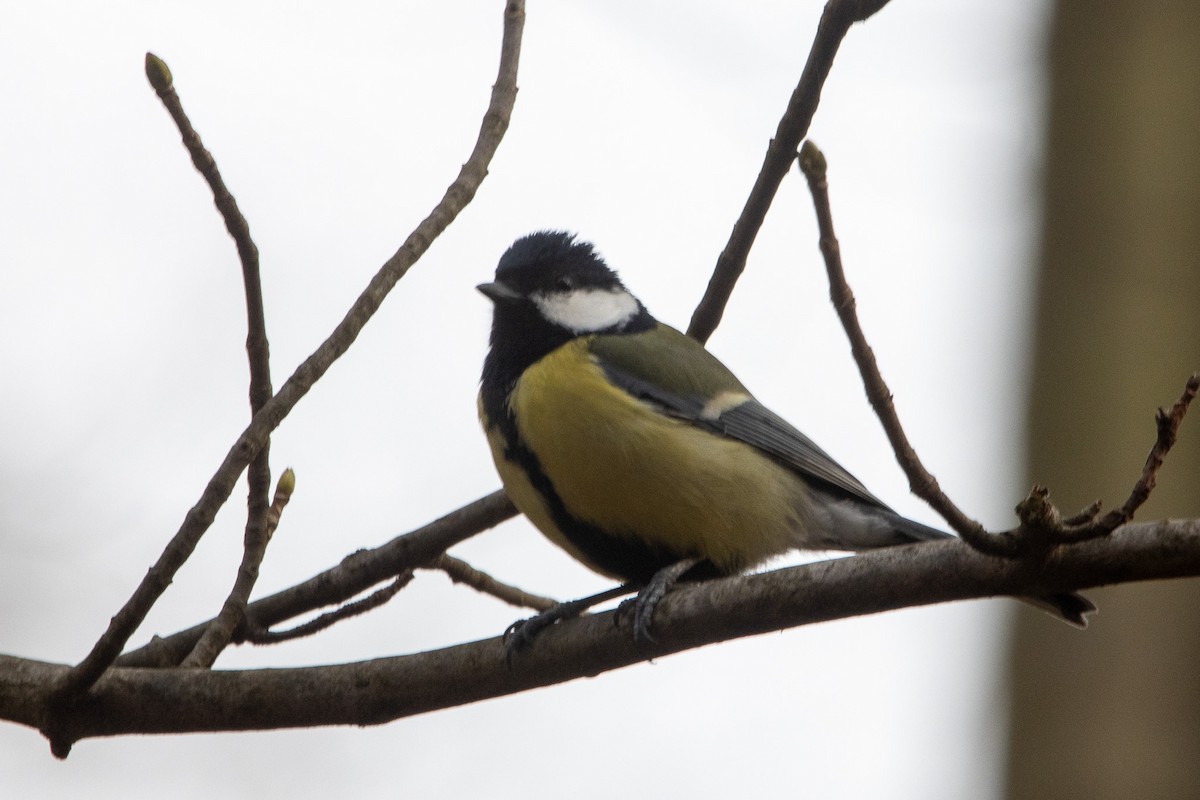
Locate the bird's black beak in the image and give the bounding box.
[476,281,522,304]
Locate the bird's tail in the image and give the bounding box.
[1018,591,1094,628]
[889,513,1096,627]
[813,494,1095,628]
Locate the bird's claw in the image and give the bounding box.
[616,557,702,647]
[503,614,556,665]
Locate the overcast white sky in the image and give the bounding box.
[1,2,1052,797]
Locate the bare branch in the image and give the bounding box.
[1054,372,1199,542]
[183,470,295,666]
[143,52,282,668]
[798,141,1199,560]
[12,517,1200,750]
[796,141,1017,556]
[687,0,893,343]
[115,490,515,668]
[428,554,556,612]
[143,53,264,298]
[245,572,414,645]
[52,0,526,715]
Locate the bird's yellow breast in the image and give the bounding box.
[482,339,811,578]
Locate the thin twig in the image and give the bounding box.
[143,54,265,323]
[1062,500,1104,527]
[797,140,1198,557]
[51,0,526,720]
[1054,372,1199,542]
[115,490,515,668]
[245,572,414,645]
[183,471,295,665]
[144,52,281,669]
[687,0,893,343]
[796,140,1019,557]
[428,554,556,612]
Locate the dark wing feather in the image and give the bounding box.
[588,325,892,511]
[714,399,891,510]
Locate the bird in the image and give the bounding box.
[477,230,1094,649]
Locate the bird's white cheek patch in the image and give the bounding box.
[534,288,640,333]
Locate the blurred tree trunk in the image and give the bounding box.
[1006,2,1200,799]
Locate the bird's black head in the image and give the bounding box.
[490,230,626,302]
[479,231,654,365]
[478,232,656,417]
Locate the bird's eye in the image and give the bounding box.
[553,276,575,292]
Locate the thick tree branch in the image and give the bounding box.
[7,518,1199,749]
[18,0,1191,768]
[52,0,526,716]
[687,0,893,343]
[115,490,515,668]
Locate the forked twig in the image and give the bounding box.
[115,490,515,669]
[184,471,296,663]
[1023,373,1200,543]
[244,552,560,646]
[50,0,527,731]
[246,572,415,645]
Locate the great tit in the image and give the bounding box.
[478,231,1093,645]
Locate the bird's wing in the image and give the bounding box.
[588,325,892,510]
[713,398,891,509]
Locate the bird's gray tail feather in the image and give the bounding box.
[812,493,1096,628]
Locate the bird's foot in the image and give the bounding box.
[503,585,634,665]
[616,557,702,646]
